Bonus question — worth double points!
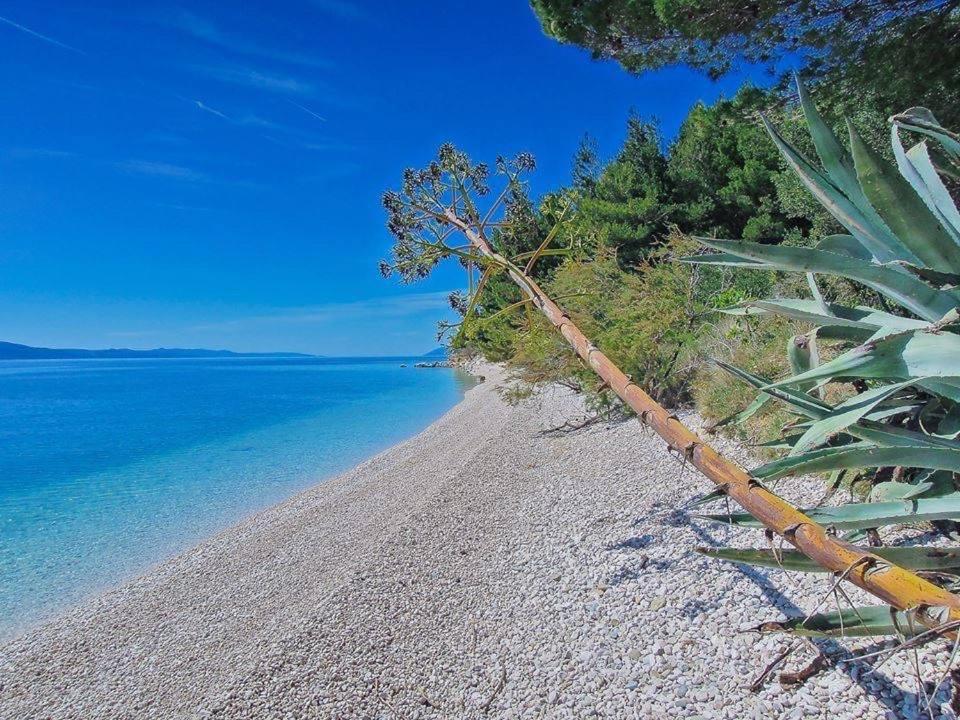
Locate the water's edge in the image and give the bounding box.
[0,360,478,641]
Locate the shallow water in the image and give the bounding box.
[0,357,473,640]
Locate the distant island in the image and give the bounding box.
[422,347,448,358]
[0,341,316,360]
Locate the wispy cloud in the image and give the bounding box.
[117,160,210,182]
[197,64,314,95]
[7,147,77,159]
[167,9,332,70]
[308,0,366,20]
[0,14,85,54]
[189,98,347,152]
[188,291,455,334]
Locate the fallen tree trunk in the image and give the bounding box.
[444,208,960,638]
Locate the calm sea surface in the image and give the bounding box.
[0,357,474,640]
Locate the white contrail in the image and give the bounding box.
[0,14,84,54]
[286,99,326,122]
[194,100,231,120]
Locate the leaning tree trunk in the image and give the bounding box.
[444,208,960,638]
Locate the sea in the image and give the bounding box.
[0,356,474,641]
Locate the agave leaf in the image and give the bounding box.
[761,114,913,263]
[728,298,927,337]
[855,419,960,450]
[752,434,805,449]
[815,325,880,342]
[692,238,957,321]
[713,392,772,428]
[796,78,865,209]
[919,379,960,404]
[677,252,766,267]
[750,441,877,479]
[865,403,922,423]
[763,329,960,394]
[790,380,919,455]
[717,305,767,317]
[940,403,960,438]
[687,487,728,509]
[869,468,955,501]
[892,107,960,161]
[908,142,960,233]
[817,233,874,260]
[761,606,913,638]
[719,358,960,449]
[870,480,934,502]
[890,261,960,288]
[752,445,960,481]
[911,469,958,498]
[703,494,960,530]
[806,273,830,316]
[715,359,960,449]
[699,545,960,573]
[849,121,960,272]
[929,145,960,180]
[892,127,960,242]
[713,360,831,419]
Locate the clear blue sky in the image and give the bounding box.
[0,0,773,355]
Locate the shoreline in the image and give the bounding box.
[0,359,474,644]
[1,363,952,719]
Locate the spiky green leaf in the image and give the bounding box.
[726,298,927,338]
[760,606,914,638]
[761,114,914,264]
[762,329,960,399]
[892,128,960,242]
[699,545,960,574]
[849,122,960,272]
[692,238,957,321]
[753,445,960,481]
[704,495,960,530]
[790,380,919,454]
[892,108,960,162]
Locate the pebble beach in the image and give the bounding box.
[1,363,956,719]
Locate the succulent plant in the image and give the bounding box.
[684,77,960,636]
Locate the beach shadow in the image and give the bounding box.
[609,499,953,714]
[606,534,654,551]
[680,508,952,716]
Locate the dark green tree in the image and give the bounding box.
[667,85,805,242]
[530,0,960,124]
[575,114,671,267]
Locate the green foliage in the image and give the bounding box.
[667,86,801,242]
[573,115,670,267]
[690,315,797,447]
[462,87,808,409]
[687,81,960,593]
[530,0,960,126]
[465,231,773,409]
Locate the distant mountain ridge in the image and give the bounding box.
[0,341,315,360]
[423,347,448,357]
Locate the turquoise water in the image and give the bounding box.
[0,357,473,641]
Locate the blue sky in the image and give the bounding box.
[0,1,773,355]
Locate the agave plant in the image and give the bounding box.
[684,78,960,637]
